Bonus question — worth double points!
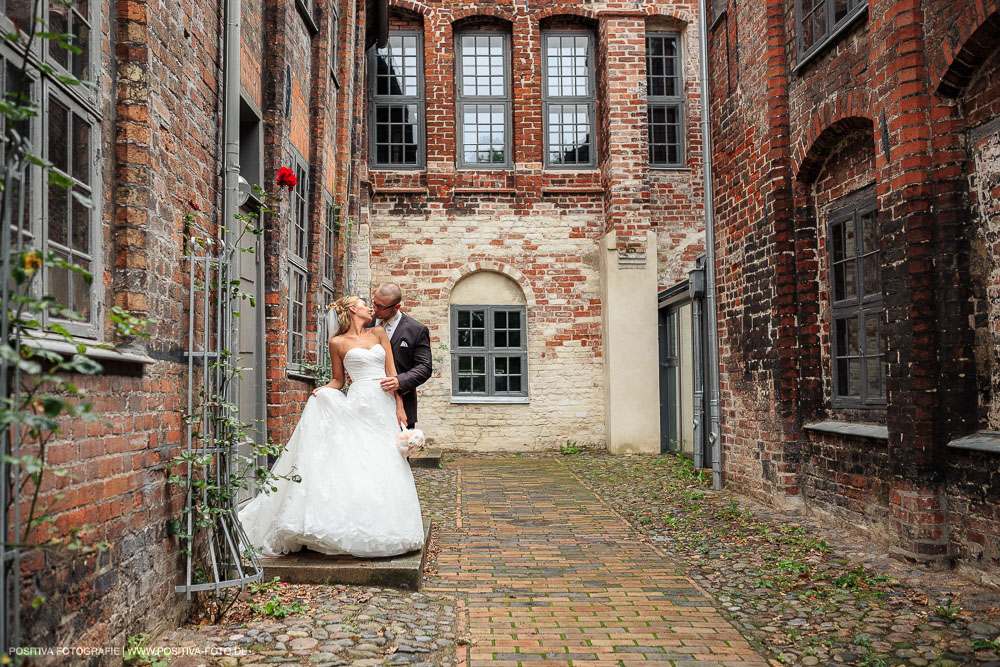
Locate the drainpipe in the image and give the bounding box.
[222,0,240,247]
[697,0,723,491]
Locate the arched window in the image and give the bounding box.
[450,271,529,402]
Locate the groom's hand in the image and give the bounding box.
[380,377,400,391]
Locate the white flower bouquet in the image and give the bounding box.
[396,428,425,458]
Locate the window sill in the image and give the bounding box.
[803,420,888,441]
[294,0,318,34]
[372,187,429,196]
[451,396,530,405]
[287,369,317,383]
[948,431,1000,454]
[649,166,691,172]
[22,335,154,365]
[541,186,603,195]
[453,187,516,195]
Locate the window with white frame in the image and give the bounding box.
[287,157,309,370]
[542,32,596,168]
[646,33,684,168]
[451,305,527,399]
[0,5,101,339]
[796,0,866,63]
[456,31,511,168]
[369,31,424,168]
[829,196,885,407]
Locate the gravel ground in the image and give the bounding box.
[150,453,1000,667]
[562,451,1000,667]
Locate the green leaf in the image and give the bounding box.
[69,354,102,375]
[47,170,73,188]
[41,396,65,417]
[70,190,92,209]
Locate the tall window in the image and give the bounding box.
[542,32,595,168]
[369,31,424,168]
[456,32,510,168]
[796,0,866,61]
[451,306,528,399]
[318,196,337,374]
[0,0,100,339]
[646,33,684,168]
[829,198,885,407]
[287,156,309,370]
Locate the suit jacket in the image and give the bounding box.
[369,313,432,426]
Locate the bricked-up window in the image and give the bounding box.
[646,33,684,168]
[329,7,340,80]
[796,0,866,64]
[456,32,511,168]
[287,156,310,370]
[322,194,337,288]
[369,31,424,168]
[542,32,596,168]
[451,306,528,399]
[829,199,885,407]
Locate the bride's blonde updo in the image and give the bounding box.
[327,295,363,337]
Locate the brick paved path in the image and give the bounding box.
[427,457,767,667]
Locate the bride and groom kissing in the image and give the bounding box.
[238,283,433,558]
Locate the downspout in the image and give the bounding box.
[697,0,723,491]
[222,0,241,252]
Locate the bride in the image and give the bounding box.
[237,295,425,558]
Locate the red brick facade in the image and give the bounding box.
[360,0,704,449]
[708,0,1000,580]
[19,0,370,651]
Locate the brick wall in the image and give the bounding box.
[20,0,368,652]
[709,0,1000,575]
[362,0,703,450]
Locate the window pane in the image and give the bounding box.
[844,258,856,299]
[865,314,881,356]
[459,34,505,97]
[547,103,592,166]
[472,330,485,347]
[49,98,68,174]
[72,111,89,182]
[863,256,879,296]
[461,103,506,165]
[375,34,420,97]
[648,103,682,166]
[71,191,89,253]
[373,103,420,166]
[458,311,470,328]
[848,358,861,396]
[48,248,70,310]
[646,35,679,98]
[835,316,851,357]
[49,0,69,69]
[71,257,90,319]
[6,0,31,33]
[48,184,68,246]
[471,310,484,328]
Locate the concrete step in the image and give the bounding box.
[260,519,431,590]
[408,448,442,469]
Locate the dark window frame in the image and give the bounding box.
[541,30,597,169]
[455,30,512,170]
[329,5,341,85]
[450,305,528,400]
[287,152,310,371]
[368,30,425,170]
[828,195,885,409]
[794,0,867,68]
[645,32,685,169]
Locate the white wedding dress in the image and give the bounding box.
[237,344,424,557]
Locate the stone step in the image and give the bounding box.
[260,519,431,590]
[408,448,442,469]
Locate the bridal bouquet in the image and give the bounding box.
[396,428,425,458]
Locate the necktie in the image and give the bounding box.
[380,319,392,336]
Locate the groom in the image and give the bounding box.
[369,283,432,429]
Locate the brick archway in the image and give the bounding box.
[933,8,1000,96]
[440,262,536,306]
[794,107,874,184]
[387,0,431,18]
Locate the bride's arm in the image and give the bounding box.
[312,338,345,395]
[376,328,408,425]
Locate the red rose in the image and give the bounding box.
[276,166,298,191]
[188,200,200,211]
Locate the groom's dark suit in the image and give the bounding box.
[369,313,432,428]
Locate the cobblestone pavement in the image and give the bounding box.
[153,453,1000,666]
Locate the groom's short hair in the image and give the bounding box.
[375,283,402,306]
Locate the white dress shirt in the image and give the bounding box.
[377,311,402,341]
